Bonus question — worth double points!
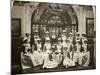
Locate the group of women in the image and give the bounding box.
[21,30,90,70]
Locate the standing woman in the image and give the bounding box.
[51,30,57,45]
[82,39,90,66]
[30,38,44,67]
[61,30,67,42]
[73,40,83,66]
[56,38,63,52]
[65,39,74,60]
[68,32,73,44]
[75,32,81,41]
[45,31,50,41]
[43,38,51,53]
[33,30,40,45]
[81,33,88,44]
[21,39,33,69]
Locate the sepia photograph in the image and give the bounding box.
[11,0,96,74]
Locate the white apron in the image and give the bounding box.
[54,44,63,64]
[43,51,58,69]
[30,50,44,67]
[63,51,75,67]
[21,52,33,69]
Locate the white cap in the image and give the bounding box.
[46,50,52,54]
[46,38,50,41]
[63,30,66,33]
[76,39,81,43]
[66,39,70,41]
[76,32,80,34]
[82,32,86,34]
[69,32,72,35]
[37,38,41,41]
[34,30,38,32]
[58,38,62,40]
[45,31,49,33]
[63,46,68,49]
[83,39,88,42]
[51,46,55,48]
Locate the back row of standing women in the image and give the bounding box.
[21,30,90,69]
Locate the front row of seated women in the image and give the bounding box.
[21,37,90,70]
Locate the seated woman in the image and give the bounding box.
[21,39,33,69]
[63,47,75,68]
[82,39,90,66]
[43,46,58,69]
[73,40,83,66]
[30,38,44,67]
[54,38,63,65]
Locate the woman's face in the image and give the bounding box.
[37,40,41,44]
[51,48,55,53]
[26,33,30,37]
[69,34,72,37]
[63,33,66,35]
[64,47,68,51]
[58,40,61,43]
[46,33,49,36]
[82,36,86,39]
[26,40,29,43]
[77,44,81,51]
[83,45,87,51]
[35,33,38,36]
[52,32,55,35]
[46,40,50,44]
[25,46,29,51]
[67,40,70,43]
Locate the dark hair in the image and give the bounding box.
[49,54,53,61]
[25,33,30,37]
[77,41,82,45]
[80,46,84,52]
[23,39,28,44]
[27,49,32,53]
[21,46,26,53]
[82,45,89,52]
[82,34,87,38]
[21,45,32,53]
[72,38,76,45]
[75,44,83,52]
[84,40,88,44]
[76,34,80,36]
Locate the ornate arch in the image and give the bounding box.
[31,3,78,26]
